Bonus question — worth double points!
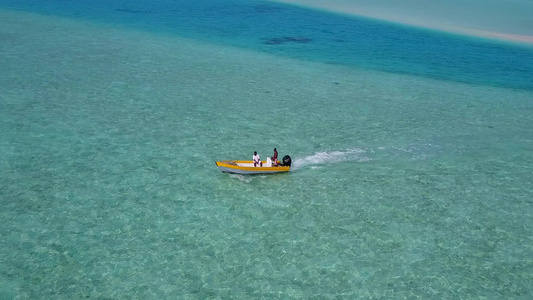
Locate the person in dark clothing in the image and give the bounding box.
[272,148,278,166]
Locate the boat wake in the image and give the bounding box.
[291,142,442,171]
[291,148,370,171]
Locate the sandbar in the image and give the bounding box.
[269,0,533,45]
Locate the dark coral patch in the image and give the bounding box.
[254,4,284,13]
[263,37,312,45]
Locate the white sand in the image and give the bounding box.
[269,0,533,44]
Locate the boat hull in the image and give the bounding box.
[216,160,290,175]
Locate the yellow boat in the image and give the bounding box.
[216,155,291,175]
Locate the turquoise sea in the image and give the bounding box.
[1,0,532,298]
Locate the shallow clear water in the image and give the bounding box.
[1,1,532,299]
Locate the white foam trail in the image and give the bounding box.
[291,148,369,170]
[291,142,441,171]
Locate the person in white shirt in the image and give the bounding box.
[253,151,262,167]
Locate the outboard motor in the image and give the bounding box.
[281,155,291,167]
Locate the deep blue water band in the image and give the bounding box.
[1,0,533,90]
